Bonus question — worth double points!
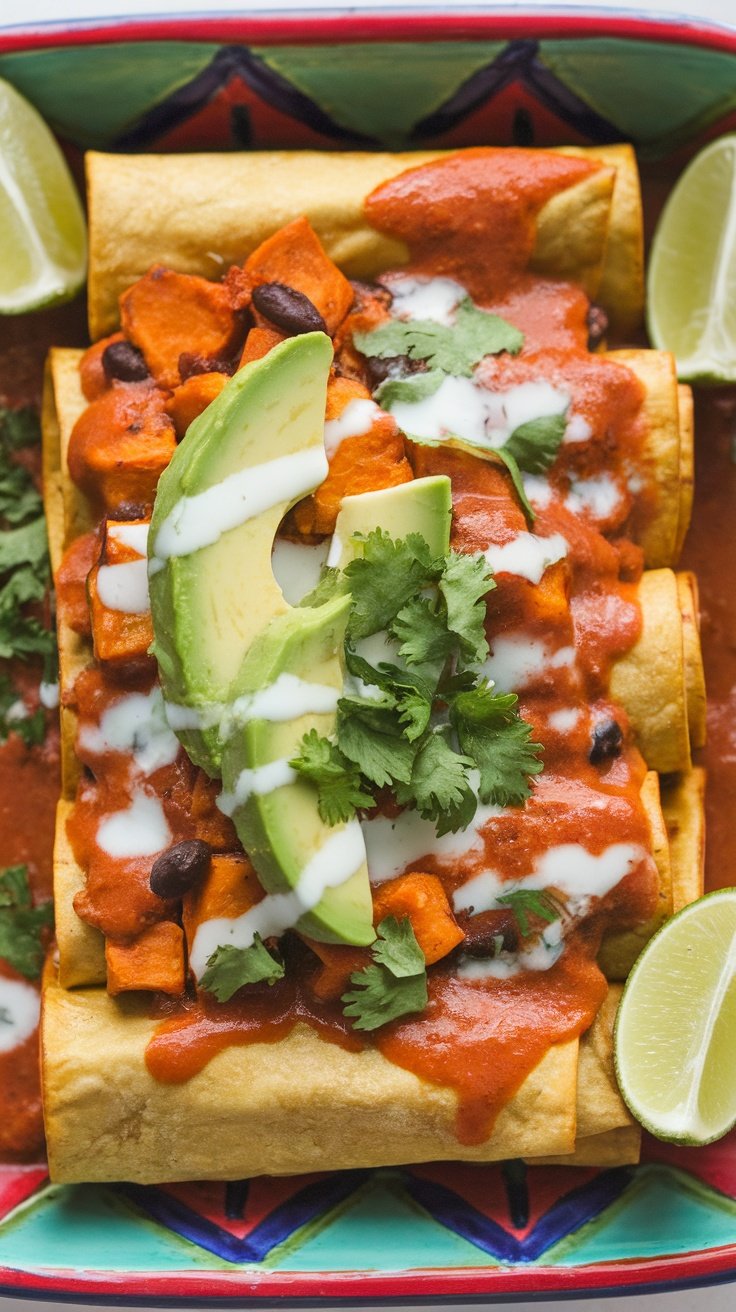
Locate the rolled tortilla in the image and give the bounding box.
[660,768,706,914]
[85,145,642,340]
[598,772,671,981]
[610,568,694,775]
[529,985,641,1166]
[677,571,706,750]
[606,349,692,570]
[42,959,579,1183]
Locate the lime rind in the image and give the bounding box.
[647,134,736,384]
[614,887,736,1146]
[0,76,87,314]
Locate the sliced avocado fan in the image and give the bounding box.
[220,474,452,947]
[148,332,333,776]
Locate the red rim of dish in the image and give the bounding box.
[0,3,734,1302]
[0,9,732,54]
[2,1241,736,1301]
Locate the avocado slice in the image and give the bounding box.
[219,475,452,946]
[148,332,333,774]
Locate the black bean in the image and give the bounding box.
[458,909,519,957]
[586,303,609,350]
[102,340,150,383]
[252,282,327,335]
[150,839,211,900]
[589,718,623,765]
[365,353,425,388]
[178,351,235,381]
[350,279,392,310]
[107,501,148,522]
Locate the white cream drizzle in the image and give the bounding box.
[79,687,180,776]
[0,978,40,1054]
[96,790,171,859]
[271,539,329,606]
[565,473,623,519]
[548,707,581,734]
[483,532,568,585]
[38,681,60,709]
[481,636,575,694]
[151,446,328,568]
[522,474,553,509]
[189,820,366,977]
[108,522,150,554]
[564,413,593,444]
[382,273,467,326]
[164,673,340,741]
[217,758,298,817]
[387,374,570,454]
[362,795,506,885]
[453,841,648,979]
[324,399,381,459]
[97,558,150,615]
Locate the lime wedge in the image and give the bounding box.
[647,135,736,382]
[0,76,87,314]
[615,889,736,1145]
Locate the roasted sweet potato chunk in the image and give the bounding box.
[372,873,464,965]
[67,384,176,512]
[182,854,264,957]
[166,371,227,439]
[230,217,354,335]
[87,518,153,666]
[120,266,240,388]
[106,921,185,996]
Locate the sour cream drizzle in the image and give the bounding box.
[190,820,366,977]
[453,841,647,979]
[79,687,180,776]
[481,636,575,694]
[97,559,150,614]
[96,789,172,859]
[324,399,380,459]
[217,758,298,817]
[0,978,40,1054]
[151,446,328,569]
[483,532,568,584]
[164,672,340,740]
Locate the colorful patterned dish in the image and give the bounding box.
[1,4,736,1302]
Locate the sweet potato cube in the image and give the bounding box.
[166,372,227,439]
[182,854,264,956]
[106,921,185,995]
[79,332,123,401]
[371,873,464,965]
[302,937,371,1002]
[292,418,412,537]
[67,385,176,512]
[242,217,354,335]
[120,266,240,388]
[238,326,287,368]
[87,518,153,666]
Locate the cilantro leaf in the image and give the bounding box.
[390,596,455,673]
[200,936,284,1001]
[372,915,426,977]
[439,550,495,663]
[374,370,444,407]
[450,683,544,806]
[344,529,438,639]
[0,407,40,451]
[354,300,523,377]
[0,676,45,748]
[396,731,474,823]
[504,412,567,474]
[495,888,563,938]
[0,864,53,980]
[290,729,375,825]
[344,649,434,741]
[342,916,428,1031]
[337,699,416,788]
[493,448,535,523]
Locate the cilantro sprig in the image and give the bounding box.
[290,529,543,835]
[0,865,53,980]
[353,299,523,377]
[354,305,568,524]
[496,888,564,938]
[0,407,56,672]
[342,916,428,1031]
[200,934,284,1001]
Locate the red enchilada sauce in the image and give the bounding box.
[1,149,722,1155]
